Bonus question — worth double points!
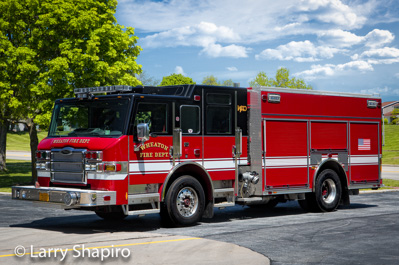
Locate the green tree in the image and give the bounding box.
[391,109,399,125]
[202,75,219,86]
[222,79,234,87]
[202,75,235,86]
[249,71,273,87]
[160,74,195,86]
[0,0,142,177]
[273,68,291,87]
[250,68,312,90]
[138,70,160,86]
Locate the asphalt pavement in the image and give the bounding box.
[1,191,399,264]
[6,151,31,161]
[382,165,399,180]
[0,226,269,265]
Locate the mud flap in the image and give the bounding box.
[202,201,214,218]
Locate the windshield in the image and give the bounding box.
[49,98,129,137]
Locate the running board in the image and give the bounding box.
[123,193,160,216]
[214,188,235,208]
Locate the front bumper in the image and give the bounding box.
[12,186,116,208]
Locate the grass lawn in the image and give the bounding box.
[383,179,399,189]
[0,159,32,192]
[383,125,399,165]
[6,131,48,151]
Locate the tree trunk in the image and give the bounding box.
[0,120,8,172]
[26,118,38,183]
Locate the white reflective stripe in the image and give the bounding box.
[265,157,308,168]
[350,155,378,165]
[38,171,51,178]
[129,171,170,175]
[208,168,235,171]
[128,158,239,174]
[87,173,128,180]
[129,161,173,172]
[203,159,235,170]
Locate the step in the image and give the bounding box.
[214,188,234,198]
[214,202,235,208]
[128,193,159,205]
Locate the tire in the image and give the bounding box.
[314,169,342,212]
[163,176,205,226]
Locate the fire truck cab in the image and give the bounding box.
[12,85,382,226]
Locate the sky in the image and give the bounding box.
[114,0,399,102]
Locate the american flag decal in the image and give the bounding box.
[358,138,371,151]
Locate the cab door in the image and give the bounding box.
[128,99,173,190]
[179,104,202,163]
[202,90,237,182]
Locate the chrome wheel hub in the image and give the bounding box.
[321,178,337,204]
[176,187,198,217]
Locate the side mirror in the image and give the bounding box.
[137,123,150,143]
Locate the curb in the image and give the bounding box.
[360,189,399,194]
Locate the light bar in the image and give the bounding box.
[74,85,133,97]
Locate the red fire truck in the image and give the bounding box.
[12,85,382,226]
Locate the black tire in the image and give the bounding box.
[314,169,342,212]
[95,210,127,221]
[163,176,205,226]
[160,202,174,227]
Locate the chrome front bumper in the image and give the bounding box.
[11,186,116,208]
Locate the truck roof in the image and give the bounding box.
[73,84,247,100]
[71,85,379,101]
[256,86,380,99]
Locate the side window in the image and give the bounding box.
[181,105,200,134]
[135,103,168,134]
[206,93,232,134]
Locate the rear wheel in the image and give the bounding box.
[163,176,205,226]
[299,169,342,212]
[315,169,342,212]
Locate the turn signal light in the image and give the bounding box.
[85,151,102,161]
[96,162,122,173]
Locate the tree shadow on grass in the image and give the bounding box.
[0,161,32,187]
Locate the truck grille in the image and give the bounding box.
[51,148,86,184]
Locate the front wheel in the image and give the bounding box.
[314,169,342,212]
[163,176,205,226]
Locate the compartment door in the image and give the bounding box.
[349,123,380,182]
[264,120,308,187]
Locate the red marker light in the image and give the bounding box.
[262,95,267,102]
